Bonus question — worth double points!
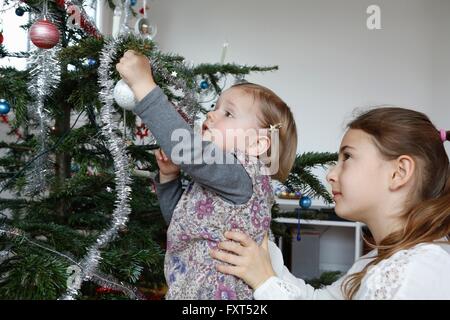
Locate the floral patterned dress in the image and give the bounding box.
[164,149,274,300]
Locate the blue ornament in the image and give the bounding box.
[200,80,209,89]
[15,7,25,16]
[130,0,137,6]
[71,163,80,173]
[87,58,96,66]
[0,99,11,115]
[299,196,311,209]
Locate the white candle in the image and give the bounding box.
[143,0,147,17]
[112,7,122,38]
[220,42,229,64]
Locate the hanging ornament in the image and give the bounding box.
[0,33,3,45]
[15,7,25,16]
[130,0,137,6]
[83,57,96,67]
[70,163,80,173]
[134,18,157,40]
[135,123,149,139]
[67,63,76,71]
[299,196,312,209]
[200,80,209,89]
[29,19,60,49]
[56,0,65,7]
[113,79,137,110]
[0,99,11,115]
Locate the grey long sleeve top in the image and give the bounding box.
[133,86,253,225]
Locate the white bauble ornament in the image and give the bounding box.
[113,79,137,110]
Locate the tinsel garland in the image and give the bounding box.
[60,35,134,299]
[25,44,61,195]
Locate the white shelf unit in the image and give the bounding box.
[273,198,365,276]
[274,217,364,261]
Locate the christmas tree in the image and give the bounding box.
[0,0,277,299]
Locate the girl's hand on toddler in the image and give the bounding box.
[155,148,180,183]
[116,50,157,101]
[210,231,276,290]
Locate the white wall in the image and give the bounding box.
[432,0,450,157]
[0,8,29,70]
[149,0,449,204]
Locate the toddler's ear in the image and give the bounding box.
[248,136,271,157]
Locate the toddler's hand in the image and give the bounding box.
[155,148,180,183]
[116,50,157,101]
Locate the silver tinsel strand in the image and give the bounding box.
[60,36,135,300]
[25,45,61,195]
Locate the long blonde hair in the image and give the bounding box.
[231,82,298,182]
[341,107,450,299]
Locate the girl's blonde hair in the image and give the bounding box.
[341,107,450,299]
[231,82,298,182]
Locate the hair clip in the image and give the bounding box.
[440,129,447,143]
[269,123,282,132]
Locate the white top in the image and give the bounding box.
[255,240,450,300]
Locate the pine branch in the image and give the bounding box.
[0,253,69,300]
[192,63,278,75]
[284,152,338,204]
[293,152,338,169]
[0,142,33,152]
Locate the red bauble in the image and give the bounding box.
[29,19,60,49]
[0,33,3,45]
[55,0,65,7]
